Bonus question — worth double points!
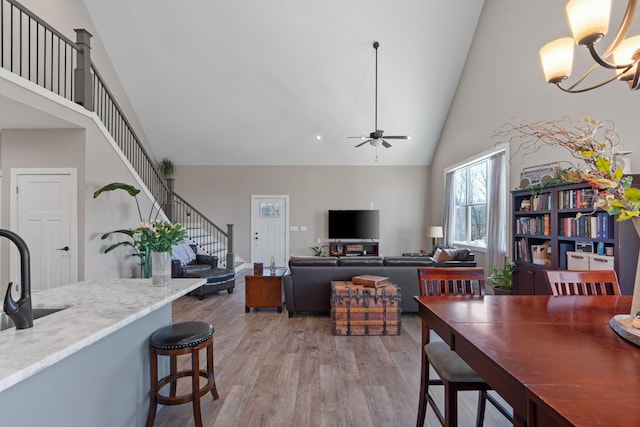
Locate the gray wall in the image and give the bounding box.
[430,0,640,261]
[174,165,431,261]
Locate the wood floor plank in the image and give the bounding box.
[148,270,511,427]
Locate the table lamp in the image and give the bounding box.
[427,226,443,248]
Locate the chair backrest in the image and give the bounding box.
[417,267,485,296]
[544,270,621,296]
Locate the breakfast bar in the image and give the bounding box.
[0,278,205,427]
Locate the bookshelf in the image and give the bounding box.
[511,176,640,295]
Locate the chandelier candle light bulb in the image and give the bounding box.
[566,0,611,45]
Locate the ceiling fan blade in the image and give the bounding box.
[348,135,368,140]
[383,135,410,140]
[356,139,371,147]
[381,140,392,148]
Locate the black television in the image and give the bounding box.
[328,210,380,239]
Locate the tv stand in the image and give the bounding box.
[328,241,379,257]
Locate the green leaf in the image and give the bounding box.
[93,183,140,199]
[101,229,135,239]
[625,187,640,203]
[104,241,133,253]
[594,157,610,175]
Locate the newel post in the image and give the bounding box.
[74,29,94,111]
[165,178,175,221]
[226,224,235,269]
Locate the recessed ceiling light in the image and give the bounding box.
[314,134,323,142]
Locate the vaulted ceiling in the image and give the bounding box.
[81,0,484,166]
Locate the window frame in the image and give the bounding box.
[451,158,489,248]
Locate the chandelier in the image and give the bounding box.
[539,0,640,92]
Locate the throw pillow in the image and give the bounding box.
[433,248,457,262]
[454,248,471,261]
[172,242,196,266]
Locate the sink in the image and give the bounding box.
[0,307,68,331]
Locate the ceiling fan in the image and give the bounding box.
[349,41,410,149]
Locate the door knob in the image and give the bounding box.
[56,246,69,251]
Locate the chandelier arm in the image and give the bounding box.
[600,0,638,58]
[587,44,634,69]
[567,63,600,90]
[556,70,632,93]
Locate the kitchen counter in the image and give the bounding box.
[0,278,205,427]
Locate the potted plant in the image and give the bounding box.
[159,158,175,179]
[487,262,515,295]
[310,244,327,257]
[93,182,186,278]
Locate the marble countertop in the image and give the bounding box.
[0,278,205,393]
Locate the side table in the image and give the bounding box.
[245,268,287,313]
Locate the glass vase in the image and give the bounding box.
[151,251,171,286]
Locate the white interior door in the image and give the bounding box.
[251,195,289,267]
[11,169,77,293]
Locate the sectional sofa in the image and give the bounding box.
[283,252,476,317]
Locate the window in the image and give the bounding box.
[452,160,488,246]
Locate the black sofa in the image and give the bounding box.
[282,252,476,317]
[171,245,235,299]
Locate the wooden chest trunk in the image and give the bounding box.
[330,281,401,336]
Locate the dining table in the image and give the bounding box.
[414,294,640,427]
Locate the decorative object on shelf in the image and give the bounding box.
[347,41,410,160]
[487,262,515,295]
[539,0,640,92]
[93,182,186,278]
[519,163,561,189]
[270,256,276,274]
[253,262,263,275]
[426,226,443,248]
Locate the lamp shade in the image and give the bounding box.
[566,0,611,45]
[540,37,575,83]
[613,35,640,81]
[427,226,443,239]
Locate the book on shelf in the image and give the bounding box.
[515,238,530,262]
[558,188,597,210]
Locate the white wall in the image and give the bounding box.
[430,0,640,240]
[174,165,431,261]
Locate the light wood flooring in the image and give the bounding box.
[150,270,512,427]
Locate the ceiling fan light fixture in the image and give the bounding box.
[347,41,410,149]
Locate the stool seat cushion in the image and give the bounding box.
[150,321,214,350]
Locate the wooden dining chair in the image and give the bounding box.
[416,267,512,427]
[544,270,621,296]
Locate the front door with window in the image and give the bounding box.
[250,195,289,267]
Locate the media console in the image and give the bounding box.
[328,241,379,257]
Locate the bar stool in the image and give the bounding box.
[146,321,220,427]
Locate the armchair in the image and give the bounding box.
[171,244,235,299]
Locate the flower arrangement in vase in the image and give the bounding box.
[94,183,186,279]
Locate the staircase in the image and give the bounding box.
[0,0,237,268]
